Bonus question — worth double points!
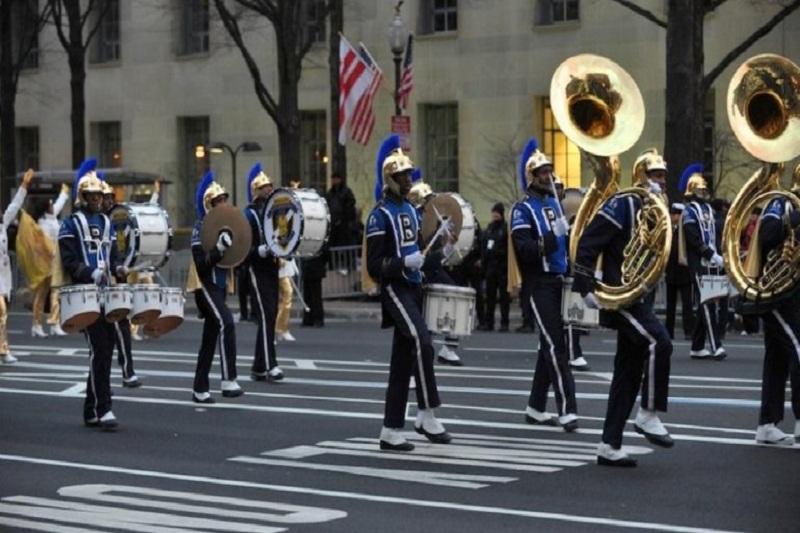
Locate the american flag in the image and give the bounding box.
[398,34,414,112]
[350,43,383,145]
[338,35,375,145]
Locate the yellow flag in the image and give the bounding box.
[16,210,54,289]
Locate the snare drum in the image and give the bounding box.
[143,288,185,338]
[103,285,133,323]
[130,284,162,325]
[423,284,476,337]
[59,285,100,333]
[109,203,173,269]
[699,275,729,304]
[561,277,600,329]
[445,193,476,265]
[264,188,330,258]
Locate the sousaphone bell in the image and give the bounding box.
[200,203,252,268]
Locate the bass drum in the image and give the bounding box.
[445,193,476,265]
[109,203,173,269]
[264,188,330,258]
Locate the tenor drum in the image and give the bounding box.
[143,288,185,338]
[103,285,133,323]
[699,275,730,304]
[130,284,162,325]
[59,285,100,333]
[423,284,476,337]
[562,277,600,329]
[446,193,476,265]
[109,203,173,269]
[264,188,330,258]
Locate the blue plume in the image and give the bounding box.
[411,168,422,183]
[375,134,401,201]
[247,162,263,204]
[678,163,704,194]
[73,157,98,200]
[518,138,538,191]
[97,171,106,181]
[196,171,215,218]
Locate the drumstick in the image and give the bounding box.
[289,275,311,312]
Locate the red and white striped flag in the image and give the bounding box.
[350,44,384,146]
[398,34,414,112]
[338,35,375,145]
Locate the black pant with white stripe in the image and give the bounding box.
[83,318,116,422]
[691,268,724,353]
[602,302,672,448]
[249,267,279,374]
[193,284,238,393]
[382,282,441,428]
[759,303,800,425]
[113,318,135,380]
[527,275,577,418]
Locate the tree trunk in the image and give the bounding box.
[329,0,344,178]
[66,3,86,168]
[278,70,301,187]
[0,0,17,203]
[664,0,706,201]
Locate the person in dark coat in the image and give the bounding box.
[482,202,510,331]
[665,203,694,340]
[325,172,357,248]
[301,244,328,327]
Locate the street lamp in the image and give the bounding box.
[208,141,262,205]
[386,1,408,117]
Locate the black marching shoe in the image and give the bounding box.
[250,371,268,382]
[415,425,453,444]
[380,440,415,452]
[597,443,637,467]
[192,392,216,404]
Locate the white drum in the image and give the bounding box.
[59,285,100,334]
[699,275,729,304]
[143,288,185,338]
[423,284,476,337]
[103,285,132,323]
[445,193,476,265]
[130,284,162,325]
[264,188,330,258]
[562,277,600,329]
[109,203,172,269]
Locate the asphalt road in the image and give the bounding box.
[1,310,798,533]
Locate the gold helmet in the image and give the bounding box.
[524,151,553,180]
[73,158,104,207]
[679,163,708,199]
[203,181,228,213]
[408,181,433,207]
[101,181,114,196]
[632,148,667,187]
[247,162,272,203]
[382,149,415,181]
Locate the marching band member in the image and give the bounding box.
[190,171,243,403]
[572,153,674,467]
[59,159,128,429]
[510,140,578,433]
[101,181,141,388]
[407,176,463,366]
[245,163,284,382]
[678,164,727,360]
[276,257,298,342]
[366,134,452,452]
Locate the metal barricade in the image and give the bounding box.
[321,245,362,299]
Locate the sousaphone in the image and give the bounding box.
[200,203,252,268]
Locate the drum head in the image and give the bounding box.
[62,312,100,334]
[422,195,463,245]
[264,188,303,257]
[143,316,184,338]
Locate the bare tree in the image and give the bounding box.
[463,135,524,208]
[0,0,51,200]
[709,131,759,199]
[608,0,800,201]
[213,0,334,185]
[50,0,111,168]
[328,0,344,178]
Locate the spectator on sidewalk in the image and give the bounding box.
[482,202,509,331]
[665,203,694,340]
[326,172,357,248]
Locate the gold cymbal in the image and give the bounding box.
[421,194,463,244]
[200,203,252,268]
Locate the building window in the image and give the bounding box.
[301,0,326,46]
[13,0,40,69]
[542,97,581,189]
[423,103,459,193]
[179,116,210,226]
[418,0,457,35]
[15,127,39,172]
[93,121,122,168]
[92,0,120,64]
[300,111,327,193]
[179,0,209,56]
[536,0,580,26]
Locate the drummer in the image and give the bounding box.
[101,180,141,389]
[510,140,578,432]
[59,158,129,430]
[407,176,464,367]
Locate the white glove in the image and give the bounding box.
[115,266,129,278]
[583,292,601,310]
[710,253,724,268]
[91,269,103,284]
[403,251,425,270]
[258,244,268,258]
[216,231,232,253]
[553,217,570,237]
[648,180,662,194]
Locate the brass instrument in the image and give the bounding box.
[200,203,253,268]
[551,54,671,310]
[722,54,800,310]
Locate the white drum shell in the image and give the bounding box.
[446,193,476,265]
[110,203,172,269]
[103,285,133,323]
[59,285,100,333]
[562,277,600,329]
[423,283,476,337]
[130,284,162,325]
[264,188,330,258]
[143,288,185,338]
[699,275,729,304]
